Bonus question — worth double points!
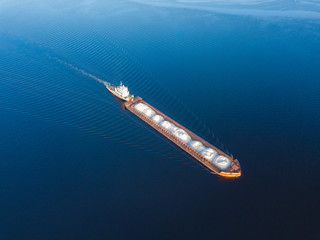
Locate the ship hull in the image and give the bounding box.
[125,97,241,178]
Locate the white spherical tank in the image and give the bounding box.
[212,155,231,170]
[134,103,148,112]
[151,114,164,124]
[160,121,175,132]
[201,148,218,161]
[143,108,155,118]
[171,127,191,144]
[188,140,205,152]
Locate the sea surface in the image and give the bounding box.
[1,1,320,239]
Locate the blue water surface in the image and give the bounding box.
[1,1,320,239]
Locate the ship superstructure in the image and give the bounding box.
[106,81,134,101]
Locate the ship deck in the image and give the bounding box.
[124,97,241,178]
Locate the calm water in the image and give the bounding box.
[1,1,320,239]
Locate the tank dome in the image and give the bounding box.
[188,141,205,152]
[160,121,175,132]
[171,127,191,144]
[143,108,155,118]
[151,115,164,124]
[134,103,148,112]
[201,148,218,161]
[212,155,231,170]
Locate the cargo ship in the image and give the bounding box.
[106,82,241,178]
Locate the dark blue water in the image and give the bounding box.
[1,1,320,239]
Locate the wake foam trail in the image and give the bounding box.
[50,56,110,87]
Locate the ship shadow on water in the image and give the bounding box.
[111,95,127,110]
